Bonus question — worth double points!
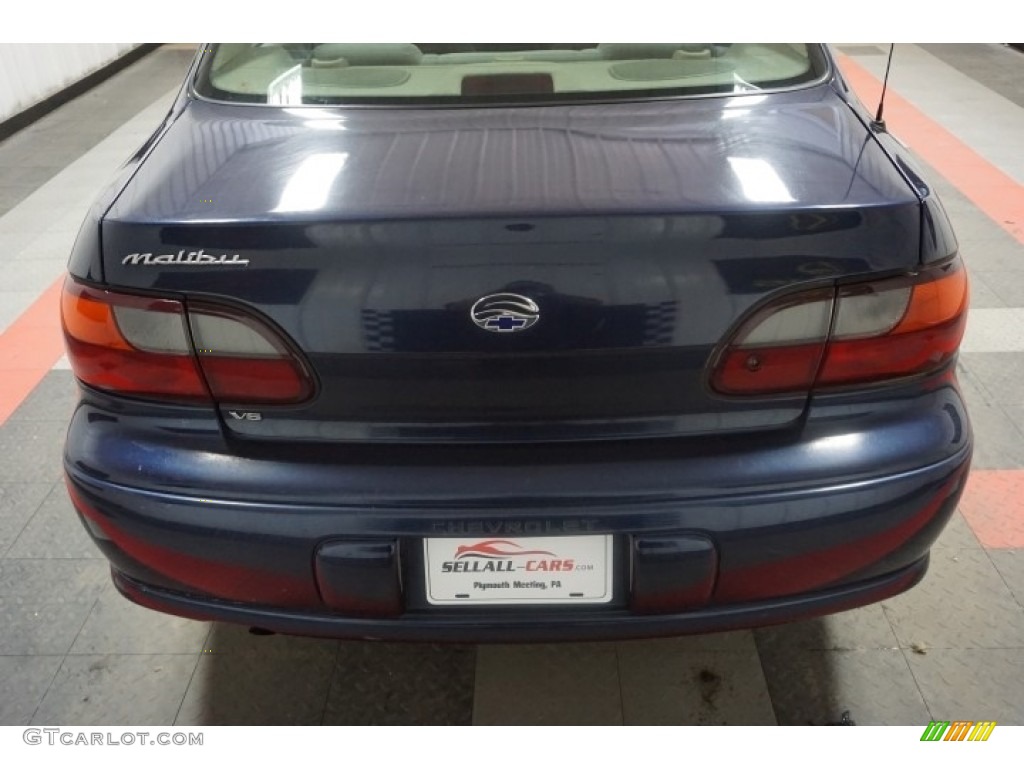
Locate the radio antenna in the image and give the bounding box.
[871,44,896,132]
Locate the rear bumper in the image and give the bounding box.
[113,556,930,642]
[65,384,972,642]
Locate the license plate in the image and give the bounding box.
[424,535,613,605]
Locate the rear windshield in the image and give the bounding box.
[194,44,827,106]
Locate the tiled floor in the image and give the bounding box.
[1,44,1023,726]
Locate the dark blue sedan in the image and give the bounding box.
[61,44,971,641]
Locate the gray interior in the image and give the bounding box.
[205,43,815,102]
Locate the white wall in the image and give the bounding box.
[0,44,140,123]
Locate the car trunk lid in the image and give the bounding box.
[99,86,921,443]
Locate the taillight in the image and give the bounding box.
[818,261,968,387]
[710,288,833,395]
[61,281,208,400]
[61,278,313,404]
[189,305,313,402]
[711,257,968,396]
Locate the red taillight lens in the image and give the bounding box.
[61,280,208,400]
[817,263,968,387]
[711,257,969,396]
[188,305,313,403]
[713,342,828,396]
[711,289,833,395]
[61,278,314,404]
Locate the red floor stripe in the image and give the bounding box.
[0,277,66,425]
[958,470,1024,549]
[836,53,1024,244]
